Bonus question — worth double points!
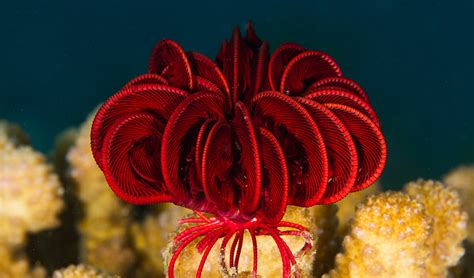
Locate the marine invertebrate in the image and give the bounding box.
[52,128,79,178]
[0,122,64,249]
[52,264,117,278]
[67,112,130,220]
[79,217,135,276]
[131,205,191,277]
[311,204,339,277]
[67,113,135,275]
[443,165,474,241]
[164,206,317,277]
[335,182,380,236]
[91,23,386,277]
[443,165,474,277]
[325,192,432,278]
[404,179,467,277]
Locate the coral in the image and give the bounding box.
[51,128,78,178]
[0,246,46,278]
[312,204,339,277]
[79,216,135,276]
[443,166,474,277]
[327,182,380,277]
[66,112,128,219]
[325,192,431,278]
[131,205,191,277]
[52,264,117,278]
[404,179,467,277]
[0,123,64,248]
[66,112,135,275]
[27,127,82,271]
[443,165,474,241]
[163,206,317,277]
[90,23,386,278]
[335,182,380,236]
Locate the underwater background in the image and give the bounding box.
[1,0,473,189]
[1,1,474,277]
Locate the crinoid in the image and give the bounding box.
[91,23,387,277]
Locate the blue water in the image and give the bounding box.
[1,0,473,188]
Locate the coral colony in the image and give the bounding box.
[90,23,386,277]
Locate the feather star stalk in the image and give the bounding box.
[90,23,387,277]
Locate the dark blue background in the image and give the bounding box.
[1,0,473,188]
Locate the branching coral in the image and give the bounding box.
[326,181,469,278]
[52,264,117,278]
[66,112,135,275]
[163,206,317,278]
[66,112,129,220]
[131,205,191,277]
[443,165,474,241]
[322,182,379,277]
[2,114,467,277]
[404,179,467,277]
[79,216,135,276]
[52,128,78,179]
[443,166,474,277]
[0,122,64,249]
[334,182,380,236]
[32,127,83,270]
[325,192,432,278]
[312,204,339,277]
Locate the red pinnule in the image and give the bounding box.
[91,23,387,277]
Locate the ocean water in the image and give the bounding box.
[1,0,473,189]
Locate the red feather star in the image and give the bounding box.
[91,23,386,277]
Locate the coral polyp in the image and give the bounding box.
[90,23,386,276]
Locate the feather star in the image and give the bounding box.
[90,23,387,277]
